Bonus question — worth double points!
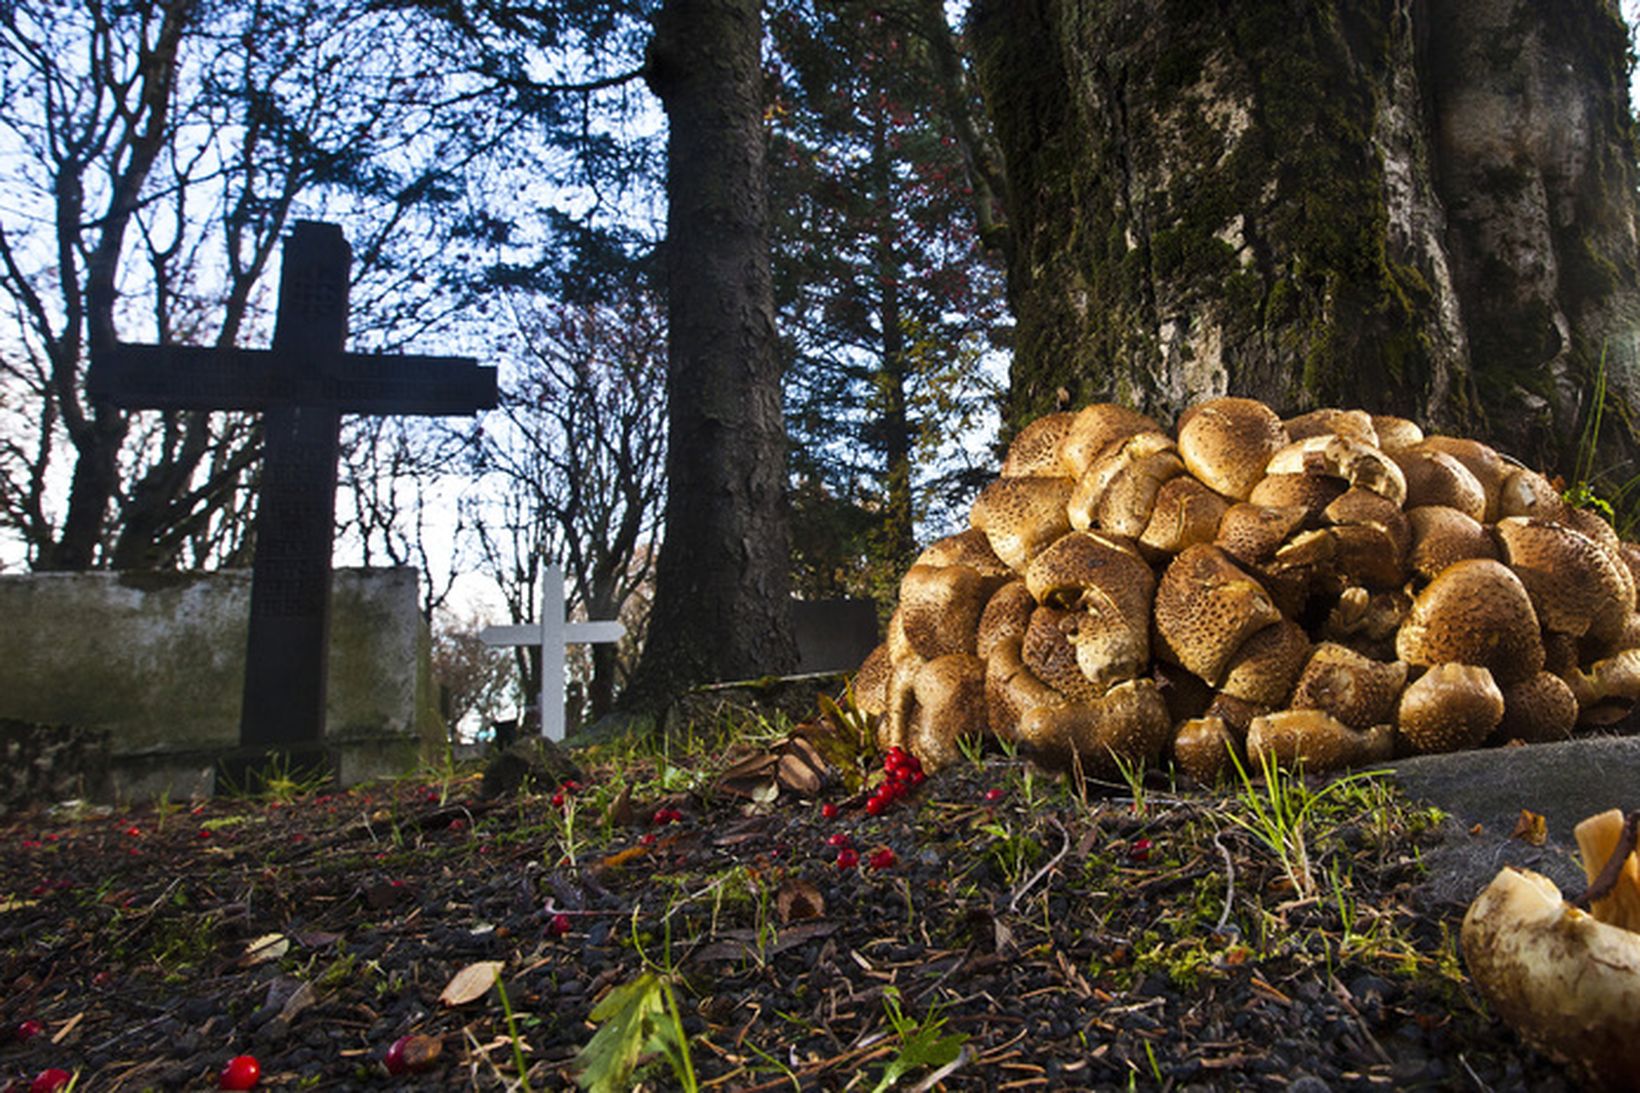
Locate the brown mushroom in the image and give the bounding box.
[1177,396,1287,500]
[1060,403,1165,477]
[1395,559,1544,684]
[976,579,1034,659]
[1215,502,1309,567]
[970,475,1075,571]
[1414,437,1508,521]
[1288,643,1408,729]
[1397,662,1505,753]
[1371,414,1424,452]
[1246,709,1394,773]
[1002,412,1077,477]
[1139,475,1229,557]
[1016,677,1171,776]
[907,654,988,770]
[1154,544,1284,686]
[1068,432,1183,536]
[1173,715,1240,785]
[1490,671,1578,745]
[1494,517,1632,645]
[1563,648,1640,725]
[1283,408,1378,446]
[1406,505,1497,582]
[1248,473,1347,518]
[913,528,1012,576]
[1392,448,1488,522]
[1219,618,1310,706]
[1497,467,1570,523]
[1264,434,1407,507]
[897,563,1008,660]
[984,636,1062,742]
[853,643,891,715]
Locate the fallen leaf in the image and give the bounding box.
[278,981,318,1023]
[241,932,290,966]
[776,878,825,924]
[604,784,636,827]
[595,845,651,872]
[439,960,504,1006]
[1511,809,1548,847]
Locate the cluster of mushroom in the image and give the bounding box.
[851,397,1640,780]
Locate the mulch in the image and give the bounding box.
[0,738,1578,1091]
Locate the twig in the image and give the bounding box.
[1212,831,1237,935]
[1009,817,1070,913]
[1573,809,1640,910]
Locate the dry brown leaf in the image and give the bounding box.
[604,783,636,827]
[1511,809,1547,847]
[776,878,825,924]
[439,960,504,1006]
[595,845,651,872]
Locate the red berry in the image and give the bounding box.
[820,802,839,820]
[384,1033,440,1075]
[907,769,926,786]
[549,913,573,936]
[551,792,566,808]
[983,787,1006,803]
[865,795,888,816]
[885,746,906,763]
[15,1019,44,1042]
[384,1035,411,1075]
[561,779,581,793]
[1129,837,1153,863]
[448,818,465,832]
[868,848,897,871]
[219,1054,261,1090]
[835,847,859,869]
[651,808,671,825]
[29,1070,71,1093]
[639,832,657,846]
[825,832,852,848]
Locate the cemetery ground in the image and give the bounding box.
[0,710,1580,1092]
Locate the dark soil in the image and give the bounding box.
[0,736,1577,1091]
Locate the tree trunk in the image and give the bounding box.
[626,0,797,707]
[970,0,1640,477]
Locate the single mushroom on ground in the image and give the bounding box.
[1462,809,1640,1093]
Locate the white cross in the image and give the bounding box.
[479,564,626,741]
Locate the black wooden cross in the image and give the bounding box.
[90,221,497,781]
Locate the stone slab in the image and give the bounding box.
[0,567,443,803]
[1384,735,1640,911]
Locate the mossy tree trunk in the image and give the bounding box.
[971,0,1640,478]
[625,0,798,708]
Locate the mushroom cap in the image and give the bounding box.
[1219,617,1310,706]
[1022,605,1102,701]
[879,645,924,754]
[1154,544,1284,686]
[908,654,988,771]
[1392,449,1487,521]
[976,579,1034,659]
[1248,473,1346,519]
[852,643,892,715]
[1618,543,1640,607]
[1492,671,1578,745]
[1265,434,1407,507]
[1177,397,1288,500]
[1173,715,1239,785]
[1060,403,1165,477]
[1564,648,1640,725]
[1498,467,1570,523]
[897,563,1007,660]
[1215,502,1309,567]
[1024,530,1154,622]
[1414,436,1508,520]
[1566,505,1623,553]
[971,475,1075,571]
[1461,865,1640,1093]
[1017,677,1171,776]
[1246,709,1394,774]
[1283,408,1379,447]
[1396,559,1544,684]
[1002,412,1078,477]
[984,636,1061,742]
[1139,474,1229,557]
[1288,643,1408,729]
[1067,432,1181,535]
[1321,586,1411,661]
[1203,690,1270,738]
[1494,517,1632,644]
[1407,505,1497,582]
[1371,414,1425,452]
[913,528,1012,576]
[1397,662,1505,753]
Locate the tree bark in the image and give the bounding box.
[626,0,797,707]
[971,0,1640,476]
